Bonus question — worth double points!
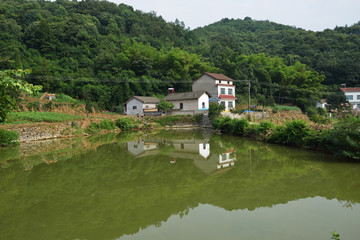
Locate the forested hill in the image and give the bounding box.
[0,0,359,110]
[193,18,360,86]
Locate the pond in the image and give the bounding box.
[0,129,359,240]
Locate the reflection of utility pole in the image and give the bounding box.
[249,148,252,177]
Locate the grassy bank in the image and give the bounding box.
[213,116,360,160]
[5,111,83,124]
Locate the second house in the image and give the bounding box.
[164,91,211,115]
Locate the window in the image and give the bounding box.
[220,88,225,94]
[347,95,353,100]
[202,102,205,108]
[133,106,137,109]
[357,95,360,100]
[180,103,183,109]
[228,102,233,108]
[228,88,233,95]
[220,101,225,107]
[181,143,184,149]
[228,81,230,84]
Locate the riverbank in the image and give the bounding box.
[212,116,360,160]
[0,111,207,143]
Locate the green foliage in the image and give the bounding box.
[85,122,100,134]
[0,69,41,123]
[5,111,83,123]
[26,101,41,111]
[331,231,340,240]
[115,117,135,131]
[208,102,225,120]
[267,120,310,145]
[157,100,174,112]
[99,119,116,130]
[154,115,195,126]
[193,114,203,124]
[86,119,116,133]
[318,117,360,159]
[0,129,19,146]
[0,0,359,112]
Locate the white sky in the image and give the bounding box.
[109,0,360,31]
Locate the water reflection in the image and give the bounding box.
[125,135,236,174]
[0,129,359,240]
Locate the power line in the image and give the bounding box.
[23,75,340,95]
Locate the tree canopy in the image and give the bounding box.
[0,0,358,110]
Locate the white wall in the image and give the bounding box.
[198,93,209,110]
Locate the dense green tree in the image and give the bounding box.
[0,69,41,122]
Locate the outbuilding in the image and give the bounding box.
[124,96,160,115]
[163,91,211,115]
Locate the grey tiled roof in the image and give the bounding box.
[164,91,210,101]
[125,96,160,104]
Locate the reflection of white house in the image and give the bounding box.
[126,140,159,157]
[217,149,235,169]
[199,143,210,159]
[340,87,360,109]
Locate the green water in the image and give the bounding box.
[0,129,359,240]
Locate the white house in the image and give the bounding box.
[192,72,237,111]
[163,91,211,115]
[340,88,360,109]
[124,96,160,115]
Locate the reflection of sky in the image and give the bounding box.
[119,197,360,240]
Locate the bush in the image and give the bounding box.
[99,119,116,130]
[267,120,310,145]
[116,118,134,131]
[85,123,100,134]
[27,101,41,111]
[233,118,249,135]
[193,114,203,124]
[319,117,360,159]
[154,115,194,126]
[257,121,275,136]
[208,102,224,120]
[0,129,19,146]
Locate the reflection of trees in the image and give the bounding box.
[0,130,359,240]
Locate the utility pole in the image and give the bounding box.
[248,80,251,115]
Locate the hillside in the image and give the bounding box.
[0,0,359,111]
[193,18,360,86]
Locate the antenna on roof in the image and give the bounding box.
[341,84,346,88]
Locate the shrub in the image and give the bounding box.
[193,114,203,124]
[257,121,275,136]
[116,118,134,131]
[0,129,19,146]
[267,120,310,145]
[272,107,279,114]
[27,101,41,111]
[319,117,360,159]
[154,115,194,126]
[208,102,224,120]
[99,119,116,130]
[85,123,100,134]
[233,118,249,135]
[42,101,54,111]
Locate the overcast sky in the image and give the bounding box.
[109,0,359,31]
